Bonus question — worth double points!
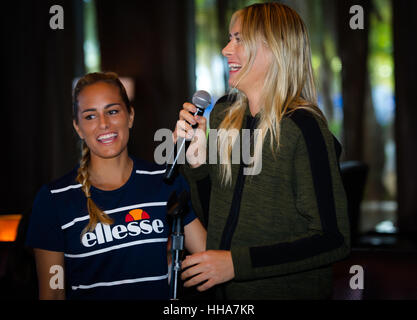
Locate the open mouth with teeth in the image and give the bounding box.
[229,63,242,72]
[97,132,118,144]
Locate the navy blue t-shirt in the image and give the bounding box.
[26,157,196,300]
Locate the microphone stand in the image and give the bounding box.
[167,191,189,300]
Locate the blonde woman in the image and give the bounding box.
[26,72,206,299]
[177,3,350,299]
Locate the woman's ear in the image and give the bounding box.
[128,106,135,129]
[73,119,84,139]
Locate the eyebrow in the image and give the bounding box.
[229,32,241,38]
[81,103,121,114]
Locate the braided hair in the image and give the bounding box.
[72,72,131,233]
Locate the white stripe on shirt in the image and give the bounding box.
[50,168,165,194]
[50,184,82,194]
[61,201,167,230]
[64,237,168,258]
[71,273,169,290]
[135,169,166,175]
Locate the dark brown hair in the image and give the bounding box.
[73,71,131,123]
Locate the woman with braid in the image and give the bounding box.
[26,72,206,299]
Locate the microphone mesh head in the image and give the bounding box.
[192,90,211,110]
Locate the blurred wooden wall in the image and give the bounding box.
[96,0,196,162]
[393,0,417,234]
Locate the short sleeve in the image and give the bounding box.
[25,185,65,252]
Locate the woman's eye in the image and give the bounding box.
[108,109,119,115]
[85,114,95,120]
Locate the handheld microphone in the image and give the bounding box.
[190,90,211,125]
[164,90,211,182]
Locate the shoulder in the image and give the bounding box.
[31,168,80,222]
[130,157,191,206]
[29,167,81,219]
[131,156,166,174]
[286,108,327,130]
[282,109,329,142]
[284,109,342,161]
[130,156,174,192]
[43,166,80,196]
[209,94,236,129]
[215,94,236,106]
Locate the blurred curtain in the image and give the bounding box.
[393,0,417,234]
[95,0,196,162]
[336,0,371,161]
[1,0,84,214]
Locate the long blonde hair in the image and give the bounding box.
[72,72,132,233]
[218,3,326,185]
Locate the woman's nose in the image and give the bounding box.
[99,115,110,129]
[222,40,233,57]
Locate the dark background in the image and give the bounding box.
[2,0,196,214]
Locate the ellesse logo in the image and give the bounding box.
[125,209,150,222]
[81,209,165,248]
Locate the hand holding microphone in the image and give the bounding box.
[176,105,207,165]
[175,91,210,165]
[166,91,211,181]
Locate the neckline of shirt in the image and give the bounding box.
[90,156,137,195]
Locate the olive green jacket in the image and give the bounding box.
[182,97,350,299]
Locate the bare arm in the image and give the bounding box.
[184,218,206,254]
[34,248,65,300]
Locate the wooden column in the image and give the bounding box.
[393,0,417,234]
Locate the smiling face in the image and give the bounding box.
[222,16,272,99]
[73,81,134,162]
